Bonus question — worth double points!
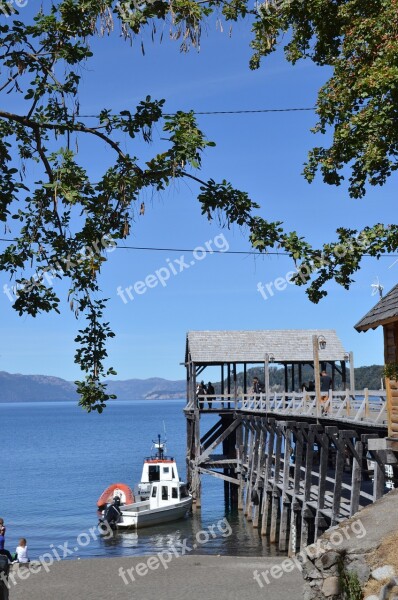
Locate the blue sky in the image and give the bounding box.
[0,4,396,381]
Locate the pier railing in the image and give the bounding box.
[189,389,387,426]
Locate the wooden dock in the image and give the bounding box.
[184,330,397,554]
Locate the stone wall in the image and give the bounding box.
[300,489,398,600]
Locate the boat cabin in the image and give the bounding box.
[149,481,189,509]
[142,459,180,485]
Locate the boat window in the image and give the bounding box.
[172,487,178,499]
[172,468,175,478]
[163,466,170,474]
[151,486,157,498]
[148,465,160,482]
[162,486,168,500]
[180,485,188,498]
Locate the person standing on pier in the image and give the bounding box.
[320,369,332,415]
[196,381,206,409]
[206,382,215,409]
[252,377,264,400]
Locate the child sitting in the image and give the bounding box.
[15,538,29,563]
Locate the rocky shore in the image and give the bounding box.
[300,489,398,600]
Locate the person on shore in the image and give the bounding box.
[0,534,13,562]
[15,538,29,564]
[320,370,332,415]
[206,382,215,409]
[0,519,5,538]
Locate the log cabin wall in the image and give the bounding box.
[384,322,398,439]
[383,322,398,364]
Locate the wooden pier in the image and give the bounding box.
[184,330,397,554]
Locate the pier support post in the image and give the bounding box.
[252,425,265,528]
[300,425,317,548]
[194,412,201,508]
[270,425,282,544]
[245,420,258,520]
[350,439,363,516]
[314,430,329,540]
[261,421,274,537]
[279,423,293,551]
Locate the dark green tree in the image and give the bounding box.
[0,0,396,410]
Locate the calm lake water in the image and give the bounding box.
[1,400,280,560]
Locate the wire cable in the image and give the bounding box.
[0,238,397,257]
[71,107,316,119]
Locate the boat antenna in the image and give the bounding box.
[158,433,164,459]
[163,421,167,445]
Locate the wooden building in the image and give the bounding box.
[185,329,352,404]
[355,283,398,440]
[184,329,352,506]
[183,330,392,550]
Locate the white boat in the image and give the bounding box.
[117,479,192,529]
[137,435,181,500]
[98,435,192,529]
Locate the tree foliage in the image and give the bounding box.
[0,0,397,411]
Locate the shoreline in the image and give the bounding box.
[8,554,303,599]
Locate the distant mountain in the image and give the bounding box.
[0,372,185,402]
[0,364,384,403]
[106,378,186,401]
[220,364,385,393]
[0,371,78,402]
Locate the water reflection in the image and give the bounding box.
[97,509,283,558]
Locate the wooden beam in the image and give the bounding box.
[197,467,239,485]
[253,426,265,528]
[245,422,258,518]
[279,423,293,551]
[350,439,363,516]
[261,421,275,536]
[300,425,317,548]
[200,419,223,445]
[196,418,240,463]
[315,430,329,539]
[349,351,355,393]
[328,428,345,526]
[233,363,237,407]
[194,412,201,507]
[270,425,282,543]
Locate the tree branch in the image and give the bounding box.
[0,110,140,168]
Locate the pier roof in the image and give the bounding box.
[355,283,398,332]
[186,329,347,365]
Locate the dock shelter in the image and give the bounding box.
[185,329,352,406]
[355,283,398,440]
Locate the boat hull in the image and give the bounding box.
[117,497,192,529]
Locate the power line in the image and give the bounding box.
[0,238,397,257]
[182,108,316,115]
[116,245,273,255]
[72,107,316,119]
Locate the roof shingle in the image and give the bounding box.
[355,284,398,332]
[186,329,347,364]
